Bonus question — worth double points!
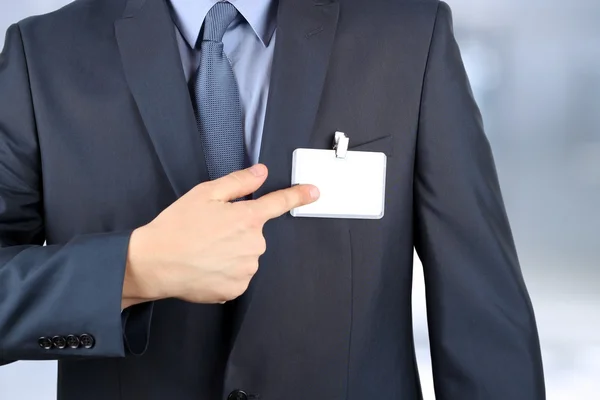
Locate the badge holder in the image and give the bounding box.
[290,132,387,219]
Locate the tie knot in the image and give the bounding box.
[202,2,238,43]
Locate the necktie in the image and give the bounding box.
[194,2,246,181]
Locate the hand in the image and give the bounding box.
[121,164,319,308]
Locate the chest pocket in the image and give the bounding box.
[348,134,394,157]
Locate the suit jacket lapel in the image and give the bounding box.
[255,0,340,198]
[232,0,340,341]
[115,0,209,198]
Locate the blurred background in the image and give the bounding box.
[0,0,598,399]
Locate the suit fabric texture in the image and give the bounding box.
[0,0,545,399]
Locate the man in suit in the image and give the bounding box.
[0,0,545,399]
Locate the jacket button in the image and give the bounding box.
[66,335,80,349]
[79,334,95,349]
[227,390,249,400]
[38,337,53,350]
[52,336,67,349]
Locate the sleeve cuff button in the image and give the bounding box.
[52,336,67,349]
[79,334,95,349]
[66,335,80,349]
[38,337,53,350]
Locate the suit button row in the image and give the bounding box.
[38,334,95,350]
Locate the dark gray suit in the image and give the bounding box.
[0,0,545,399]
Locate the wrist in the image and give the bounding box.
[122,226,167,305]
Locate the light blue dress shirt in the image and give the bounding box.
[169,0,277,165]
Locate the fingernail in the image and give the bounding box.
[310,186,320,200]
[250,164,266,177]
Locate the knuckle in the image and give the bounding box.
[232,281,250,298]
[286,189,297,206]
[242,204,264,228]
[216,293,231,303]
[289,188,304,208]
[212,287,229,303]
[190,182,208,197]
[276,192,291,212]
[297,187,309,205]
[221,285,241,301]
[199,182,219,199]
[255,236,267,255]
[245,261,259,276]
[234,203,251,219]
[229,170,245,187]
[259,239,267,255]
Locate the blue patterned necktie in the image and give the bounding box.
[194,2,246,181]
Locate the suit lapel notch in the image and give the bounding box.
[121,0,147,19]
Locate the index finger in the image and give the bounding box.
[250,184,320,222]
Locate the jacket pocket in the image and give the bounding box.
[347,134,394,157]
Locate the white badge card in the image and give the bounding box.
[290,132,387,219]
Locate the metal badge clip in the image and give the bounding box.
[333,131,349,159]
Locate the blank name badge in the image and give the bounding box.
[290,132,387,219]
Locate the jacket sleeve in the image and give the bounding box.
[413,3,546,399]
[0,23,141,363]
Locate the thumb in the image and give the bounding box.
[206,164,268,202]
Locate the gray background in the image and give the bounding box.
[1,0,598,399]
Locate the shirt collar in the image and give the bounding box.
[169,0,277,49]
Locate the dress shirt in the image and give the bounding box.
[169,0,277,165]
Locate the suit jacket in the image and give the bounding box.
[0,0,545,399]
